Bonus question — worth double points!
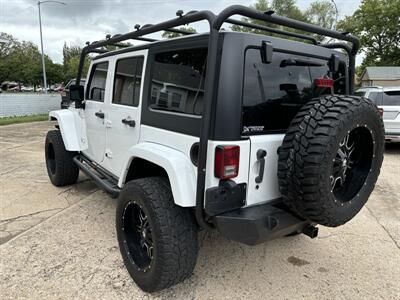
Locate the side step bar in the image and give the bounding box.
[73,156,120,198]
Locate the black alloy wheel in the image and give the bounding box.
[121,201,154,272]
[330,126,374,203]
[116,177,198,292]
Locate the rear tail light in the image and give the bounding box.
[215,145,240,179]
[314,78,334,88]
[378,108,384,117]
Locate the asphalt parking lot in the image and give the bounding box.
[1,121,399,299]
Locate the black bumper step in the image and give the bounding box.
[213,201,317,245]
[73,155,120,198]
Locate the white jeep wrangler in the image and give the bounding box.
[45,6,385,292]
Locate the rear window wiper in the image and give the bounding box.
[280,58,324,67]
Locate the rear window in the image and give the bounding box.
[149,48,207,116]
[242,49,335,134]
[382,91,400,106]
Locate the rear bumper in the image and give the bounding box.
[213,200,316,245]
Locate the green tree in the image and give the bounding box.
[306,1,336,29]
[0,32,19,58]
[231,0,336,42]
[2,39,42,87]
[62,43,90,82]
[272,0,308,22]
[161,26,197,39]
[46,57,64,85]
[0,32,21,84]
[0,33,65,88]
[231,0,273,34]
[337,0,400,67]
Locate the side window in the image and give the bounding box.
[113,57,144,107]
[149,48,207,115]
[86,62,109,102]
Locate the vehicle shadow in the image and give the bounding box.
[385,142,400,154]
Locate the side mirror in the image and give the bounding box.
[69,84,84,102]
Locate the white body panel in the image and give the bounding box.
[381,105,400,137]
[84,100,107,162]
[102,50,148,176]
[49,109,87,151]
[123,125,198,207]
[82,56,113,164]
[119,140,197,207]
[120,125,253,207]
[246,134,284,206]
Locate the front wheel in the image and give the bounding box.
[116,177,198,292]
[45,130,79,186]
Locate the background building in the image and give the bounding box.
[360,67,400,87]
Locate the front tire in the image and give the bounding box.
[45,130,79,186]
[116,177,198,292]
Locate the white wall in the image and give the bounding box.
[0,93,61,117]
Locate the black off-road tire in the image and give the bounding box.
[45,130,79,186]
[278,95,384,227]
[116,177,198,292]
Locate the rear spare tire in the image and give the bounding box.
[278,95,384,227]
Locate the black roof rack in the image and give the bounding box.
[74,5,359,230]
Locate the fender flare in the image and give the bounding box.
[49,110,87,151]
[119,142,197,207]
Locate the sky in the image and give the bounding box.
[1,0,362,64]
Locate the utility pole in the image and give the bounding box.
[38,1,66,94]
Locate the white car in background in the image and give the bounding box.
[356,86,400,142]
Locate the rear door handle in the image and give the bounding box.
[95,111,105,119]
[122,118,136,127]
[255,149,267,184]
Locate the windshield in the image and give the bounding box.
[242,49,343,134]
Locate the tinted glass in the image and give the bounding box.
[113,57,144,107]
[382,91,400,106]
[242,49,331,133]
[86,62,109,102]
[149,48,207,115]
[366,92,382,104]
